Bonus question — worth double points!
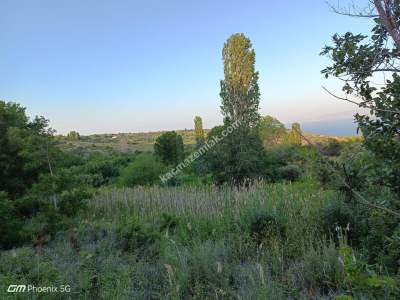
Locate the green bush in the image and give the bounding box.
[278,164,303,182]
[263,144,308,182]
[300,240,344,293]
[10,178,92,245]
[248,211,285,243]
[158,213,180,236]
[119,154,166,187]
[320,197,366,246]
[339,245,399,298]
[117,217,160,258]
[58,187,92,217]
[154,131,184,166]
[320,138,342,157]
[0,192,24,249]
[363,211,400,272]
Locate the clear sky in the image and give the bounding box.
[0,0,372,135]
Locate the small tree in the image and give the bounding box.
[67,131,80,141]
[257,115,286,147]
[154,131,184,166]
[119,154,165,187]
[194,116,205,146]
[285,123,302,146]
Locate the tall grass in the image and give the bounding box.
[1,181,358,299]
[89,180,329,222]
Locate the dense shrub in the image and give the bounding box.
[278,164,303,182]
[300,240,344,293]
[58,187,92,217]
[248,211,285,243]
[0,192,24,249]
[339,245,398,298]
[158,213,180,235]
[154,131,184,166]
[319,138,342,156]
[119,154,166,187]
[363,211,400,271]
[117,217,160,258]
[0,101,59,198]
[313,158,336,186]
[81,154,134,187]
[320,198,360,244]
[263,144,308,182]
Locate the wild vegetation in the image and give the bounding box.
[1,1,400,299]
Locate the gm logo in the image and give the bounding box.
[7,285,26,293]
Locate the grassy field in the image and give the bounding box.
[1,180,358,299]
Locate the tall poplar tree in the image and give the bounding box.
[194,116,205,146]
[215,33,265,184]
[220,33,260,128]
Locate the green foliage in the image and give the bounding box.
[119,153,166,187]
[0,247,60,288]
[205,128,266,184]
[257,115,286,147]
[215,33,266,184]
[67,130,80,141]
[320,196,366,247]
[0,192,24,249]
[220,33,260,128]
[248,211,285,243]
[81,154,131,187]
[0,101,58,198]
[194,116,205,146]
[117,217,160,257]
[322,8,400,198]
[263,144,308,182]
[278,164,303,182]
[158,213,180,236]
[300,239,344,293]
[284,122,302,145]
[363,211,400,272]
[2,181,399,298]
[58,188,92,217]
[154,131,184,166]
[339,245,398,298]
[313,158,337,186]
[319,138,343,157]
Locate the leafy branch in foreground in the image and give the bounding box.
[321,0,400,198]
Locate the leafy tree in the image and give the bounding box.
[257,115,286,147]
[67,131,80,141]
[216,33,265,184]
[285,123,302,145]
[194,116,205,146]
[0,101,58,198]
[203,125,229,183]
[320,138,342,157]
[119,154,166,187]
[154,131,184,166]
[321,1,400,272]
[321,1,400,197]
[220,33,260,127]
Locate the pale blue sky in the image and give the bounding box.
[0,0,371,135]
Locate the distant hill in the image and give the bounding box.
[57,128,359,154]
[297,118,359,136]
